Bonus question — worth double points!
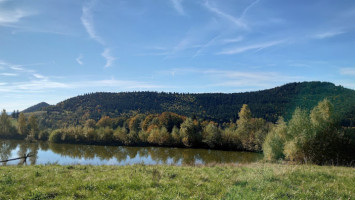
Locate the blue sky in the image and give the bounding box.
[1,0,355,111]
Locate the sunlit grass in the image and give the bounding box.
[0,163,354,199]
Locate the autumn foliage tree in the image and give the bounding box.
[264,99,354,164]
[17,113,28,136]
[0,109,15,137]
[28,114,39,139]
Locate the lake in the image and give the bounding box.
[0,139,262,166]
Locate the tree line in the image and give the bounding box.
[1,106,270,152]
[1,99,354,165]
[37,82,355,127]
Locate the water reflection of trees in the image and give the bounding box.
[0,140,39,165]
[1,140,16,165]
[0,140,262,165]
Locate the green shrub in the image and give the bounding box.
[264,99,355,165]
[202,123,221,148]
[49,129,63,143]
[263,117,286,161]
[38,129,50,141]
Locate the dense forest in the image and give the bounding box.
[24,82,355,128]
[1,81,354,165]
[22,102,50,113]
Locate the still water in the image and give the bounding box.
[0,140,262,166]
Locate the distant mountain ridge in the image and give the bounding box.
[22,102,50,113]
[29,81,355,127]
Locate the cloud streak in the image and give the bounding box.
[0,73,18,76]
[0,78,165,93]
[203,69,305,90]
[81,1,105,45]
[218,40,284,55]
[220,36,244,44]
[170,0,185,15]
[240,0,261,20]
[101,48,116,68]
[313,30,345,39]
[0,59,161,92]
[159,67,305,91]
[33,73,47,80]
[204,1,248,30]
[340,68,355,76]
[0,9,33,25]
[76,54,84,65]
[80,1,117,68]
[193,35,219,57]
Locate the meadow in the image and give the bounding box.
[1,163,354,199]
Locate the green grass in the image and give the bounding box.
[0,163,354,199]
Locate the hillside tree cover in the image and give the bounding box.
[1,82,355,165]
[28,82,355,129]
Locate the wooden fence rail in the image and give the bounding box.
[0,153,33,163]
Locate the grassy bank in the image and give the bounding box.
[0,163,354,199]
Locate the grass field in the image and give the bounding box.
[0,163,354,199]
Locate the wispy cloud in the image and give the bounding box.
[158,67,200,77]
[193,35,219,57]
[0,73,17,76]
[204,1,248,30]
[218,40,284,55]
[33,73,47,80]
[76,54,84,65]
[0,78,165,93]
[313,30,345,39]
[0,60,163,92]
[220,36,244,44]
[81,1,104,45]
[340,68,355,76]
[170,0,185,15]
[81,1,117,68]
[10,66,25,71]
[0,80,69,93]
[239,0,261,20]
[101,48,116,68]
[0,9,33,25]
[204,69,304,89]
[1,60,34,73]
[172,37,192,53]
[159,67,305,91]
[205,69,276,80]
[73,79,164,89]
[0,60,51,83]
[159,37,196,58]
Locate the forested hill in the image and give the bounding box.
[22,102,50,113]
[40,82,355,126]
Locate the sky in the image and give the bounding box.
[1,0,355,111]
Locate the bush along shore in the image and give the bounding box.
[0,163,354,199]
[1,99,354,165]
